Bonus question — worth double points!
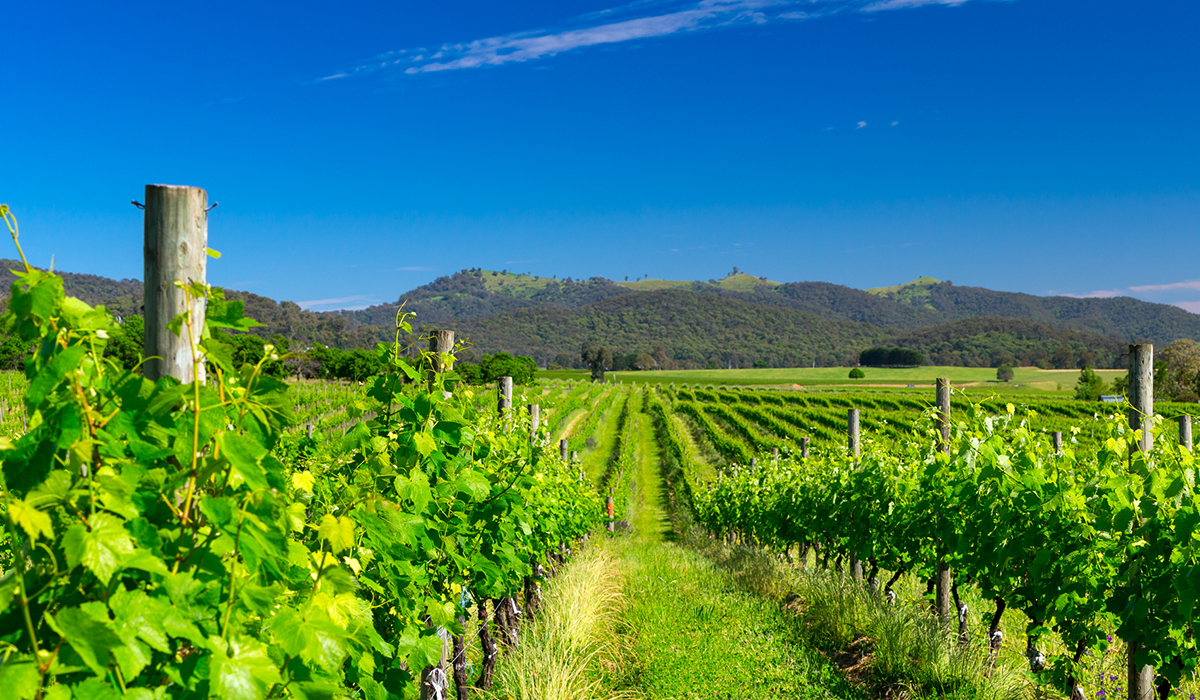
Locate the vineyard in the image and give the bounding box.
[2,200,1200,700]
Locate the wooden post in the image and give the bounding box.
[934,378,952,628]
[306,424,314,439]
[936,378,951,454]
[772,446,780,463]
[497,376,513,416]
[1127,343,1155,700]
[528,404,539,437]
[800,436,810,459]
[1181,415,1193,451]
[1128,344,1154,454]
[143,184,208,383]
[570,450,578,464]
[427,330,454,393]
[560,439,569,461]
[606,490,614,532]
[848,408,860,459]
[1052,431,1063,454]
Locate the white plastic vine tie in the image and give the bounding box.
[885,589,897,606]
[425,667,448,700]
[957,602,968,624]
[510,597,522,618]
[991,629,1003,645]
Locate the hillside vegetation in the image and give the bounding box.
[0,262,1195,369]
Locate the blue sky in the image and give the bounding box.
[2,0,1197,313]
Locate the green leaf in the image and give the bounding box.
[239,583,281,615]
[48,606,123,676]
[207,247,222,259]
[109,588,172,654]
[25,344,85,409]
[0,657,40,700]
[63,513,135,585]
[218,432,270,491]
[318,514,356,554]
[209,636,283,700]
[412,431,436,457]
[8,496,53,541]
[205,299,264,331]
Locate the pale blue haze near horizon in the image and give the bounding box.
[1,0,1197,312]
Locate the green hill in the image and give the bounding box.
[2,260,1196,371]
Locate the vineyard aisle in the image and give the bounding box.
[606,409,864,700]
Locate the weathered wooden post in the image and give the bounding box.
[497,376,513,416]
[306,424,315,439]
[847,407,863,580]
[606,489,615,533]
[143,184,208,383]
[1127,344,1156,700]
[848,408,860,459]
[800,436,810,459]
[427,330,454,393]
[528,404,539,439]
[1181,415,1193,451]
[1053,431,1063,454]
[935,378,952,628]
[772,446,780,463]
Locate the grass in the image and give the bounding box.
[539,366,1123,392]
[485,546,630,700]
[595,405,865,699]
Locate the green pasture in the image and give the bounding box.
[540,365,1125,392]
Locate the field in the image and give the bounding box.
[4,256,1198,700]
[541,364,1126,392]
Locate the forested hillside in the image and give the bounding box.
[0,261,1193,368]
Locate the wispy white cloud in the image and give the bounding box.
[856,120,868,128]
[323,0,988,79]
[862,0,970,11]
[1174,301,1200,314]
[1129,279,1200,294]
[297,295,381,311]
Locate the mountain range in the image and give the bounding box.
[4,261,1197,370]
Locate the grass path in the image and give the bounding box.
[606,407,863,700]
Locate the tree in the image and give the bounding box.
[652,344,668,369]
[580,342,612,383]
[105,315,144,371]
[1075,366,1106,401]
[997,363,1015,382]
[849,367,865,379]
[1156,339,1200,400]
[633,353,656,370]
[1051,345,1075,370]
[479,352,537,385]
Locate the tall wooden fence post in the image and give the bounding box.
[143,184,208,383]
[1181,415,1193,451]
[497,376,513,416]
[934,378,953,628]
[1053,431,1063,454]
[847,408,863,580]
[528,404,539,443]
[427,330,454,394]
[560,438,569,461]
[800,437,810,459]
[1127,344,1156,700]
[848,408,860,459]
